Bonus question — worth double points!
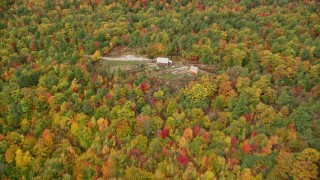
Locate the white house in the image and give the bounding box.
[189,66,198,74]
[156,57,172,67]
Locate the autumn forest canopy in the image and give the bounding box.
[0,0,320,179]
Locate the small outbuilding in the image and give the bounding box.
[156,57,172,67]
[189,66,198,74]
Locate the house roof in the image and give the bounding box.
[156,57,170,64]
[190,66,198,73]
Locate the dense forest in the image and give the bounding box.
[0,0,320,179]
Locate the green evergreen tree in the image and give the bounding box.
[289,106,311,134]
[275,90,293,108]
[232,92,250,119]
[301,49,310,61]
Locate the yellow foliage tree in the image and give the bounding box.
[200,75,217,96]
[278,106,289,118]
[183,128,193,140]
[236,77,251,93]
[5,145,18,163]
[292,148,319,180]
[42,129,53,146]
[20,118,30,132]
[268,150,294,179]
[260,50,281,73]
[92,50,101,62]
[124,166,154,179]
[97,118,108,132]
[255,103,276,125]
[218,81,237,102]
[15,148,32,171]
[240,168,258,180]
[146,43,165,59]
[187,84,209,100]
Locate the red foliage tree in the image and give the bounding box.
[94,41,100,48]
[244,113,253,123]
[129,148,141,158]
[169,140,174,147]
[33,64,39,70]
[193,125,201,137]
[252,131,257,137]
[105,94,112,99]
[118,99,124,105]
[92,74,98,83]
[177,155,189,166]
[231,136,238,146]
[181,148,187,156]
[162,146,169,155]
[242,143,251,154]
[158,128,168,139]
[140,82,146,92]
[12,62,18,69]
[203,131,210,143]
[152,97,157,105]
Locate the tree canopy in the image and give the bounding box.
[0,0,319,179]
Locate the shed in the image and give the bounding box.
[189,66,198,74]
[156,57,172,67]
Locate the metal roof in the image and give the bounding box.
[156,57,170,63]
